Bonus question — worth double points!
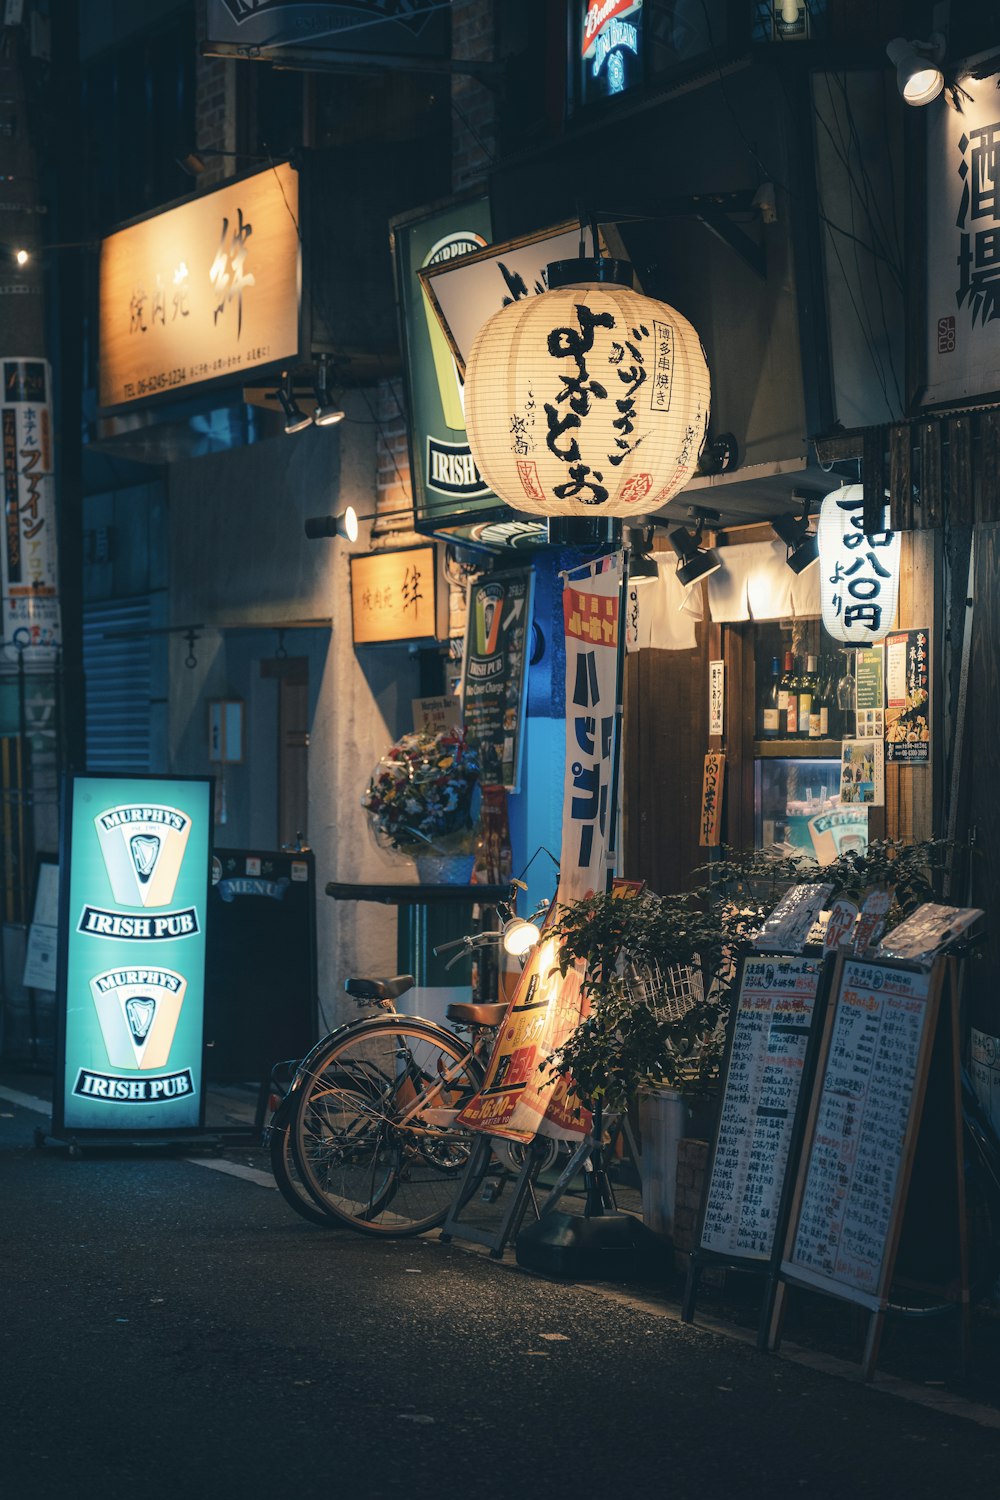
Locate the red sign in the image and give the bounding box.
[581,0,642,58]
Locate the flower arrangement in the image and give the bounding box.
[361,728,480,856]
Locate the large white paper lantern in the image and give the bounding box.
[817,484,901,643]
[463,259,711,519]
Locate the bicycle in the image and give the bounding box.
[267,881,548,1236]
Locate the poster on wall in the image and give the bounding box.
[391,198,498,530]
[559,552,623,903]
[1,358,61,656]
[924,70,1000,406]
[840,738,884,806]
[460,568,534,792]
[55,774,212,1134]
[885,629,930,763]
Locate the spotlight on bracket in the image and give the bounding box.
[312,356,345,427]
[771,498,819,574]
[278,373,311,435]
[886,34,946,106]
[667,508,722,588]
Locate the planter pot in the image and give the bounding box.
[638,1087,688,1241]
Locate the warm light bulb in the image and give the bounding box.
[15,248,28,266]
[903,65,944,105]
[343,505,359,544]
[502,917,541,958]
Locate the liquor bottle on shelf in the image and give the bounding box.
[779,651,795,738]
[836,649,857,735]
[810,657,829,739]
[797,654,815,738]
[818,658,832,738]
[761,656,781,739]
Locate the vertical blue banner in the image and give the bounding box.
[56,775,212,1133]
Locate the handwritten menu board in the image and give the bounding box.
[699,956,823,1262]
[783,959,934,1304]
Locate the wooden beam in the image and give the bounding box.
[889,423,912,531]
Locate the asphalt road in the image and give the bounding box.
[2,1086,998,1500]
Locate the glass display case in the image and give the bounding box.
[750,621,868,864]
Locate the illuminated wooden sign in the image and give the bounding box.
[350,545,441,646]
[98,163,301,410]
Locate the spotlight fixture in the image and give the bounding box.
[303,505,360,542]
[277,373,311,435]
[771,500,819,574]
[312,357,345,427]
[624,525,659,580]
[667,509,722,588]
[886,34,946,106]
[696,431,739,478]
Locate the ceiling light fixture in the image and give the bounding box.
[278,373,311,435]
[886,34,946,106]
[667,509,722,588]
[771,499,819,574]
[312,356,345,427]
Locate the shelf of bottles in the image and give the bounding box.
[753,621,856,758]
[751,621,866,859]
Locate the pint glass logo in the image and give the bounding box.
[89,966,188,1071]
[95,805,191,907]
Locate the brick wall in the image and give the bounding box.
[374,378,415,534]
[450,0,496,195]
[194,0,235,190]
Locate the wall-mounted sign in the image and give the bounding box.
[709,659,724,736]
[885,628,930,763]
[461,568,534,791]
[350,544,441,645]
[55,775,212,1134]
[391,198,498,531]
[98,162,301,411]
[817,485,900,643]
[205,0,448,58]
[412,695,461,736]
[576,0,644,104]
[419,222,605,377]
[1,357,60,655]
[924,70,1000,406]
[699,751,725,847]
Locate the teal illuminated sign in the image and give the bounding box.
[55,775,212,1133]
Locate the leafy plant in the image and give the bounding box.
[545,837,954,1116]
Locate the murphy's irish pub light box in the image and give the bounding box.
[55,775,212,1135]
[98,162,301,410]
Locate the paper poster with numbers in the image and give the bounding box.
[698,955,825,1263]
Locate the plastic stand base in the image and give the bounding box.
[515,1209,663,1280]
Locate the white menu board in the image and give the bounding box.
[783,959,934,1306]
[699,955,823,1262]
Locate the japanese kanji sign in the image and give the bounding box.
[925,70,1000,406]
[885,629,930,763]
[350,545,440,645]
[98,163,300,409]
[699,751,725,847]
[460,568,534,791]
[559,552,623,902]
[1,358,60,656]
[817,485,900,643]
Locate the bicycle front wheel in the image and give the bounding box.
[290,1017,484,1237]
[268,1118,337,1228]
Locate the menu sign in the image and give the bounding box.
[885,629,930,763]
[783,959,934,1305]
[461,568,534,791]
[55,775,212,1133]
[700,956,823,1262]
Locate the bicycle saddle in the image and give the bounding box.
[446,1002,508,1027]
[344,974,415,1001]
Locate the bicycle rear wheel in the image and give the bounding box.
[291,1017,484,1237]
[268,1118,336,1227]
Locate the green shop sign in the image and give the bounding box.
[391,197,499,530]
[54,774,212,1134]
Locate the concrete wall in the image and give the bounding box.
[167,390,422,1019]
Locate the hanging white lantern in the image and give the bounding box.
[463,258,711,519]
[817,484,901,643]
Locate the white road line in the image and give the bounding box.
[0,1085,50,1114]
[183,1157,276,1189]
